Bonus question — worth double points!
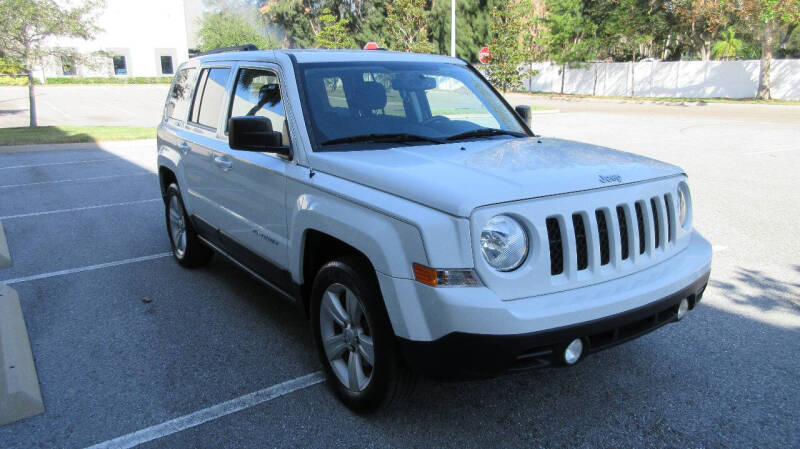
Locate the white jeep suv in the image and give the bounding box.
[157,47,712,413]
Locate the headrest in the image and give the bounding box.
[352,81,387,111]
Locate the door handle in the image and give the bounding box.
[213,155,233,171]
[178,142,191,154]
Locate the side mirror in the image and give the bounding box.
[228,116,290,157]
[515,105,532,129]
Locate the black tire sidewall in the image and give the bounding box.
[165,184,189,261]
[310,258,397,413]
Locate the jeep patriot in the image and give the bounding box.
[157,47,712,412]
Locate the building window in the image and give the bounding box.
[113,55,127,75]
[160,56,174,75]
[61,56,77,76]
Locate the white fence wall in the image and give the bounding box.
[524,59,800,100]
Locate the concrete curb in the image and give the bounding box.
[0,284,44,426]
[0,139,156,154]
[0,221,9,269]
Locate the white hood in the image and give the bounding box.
[308,137,684,217]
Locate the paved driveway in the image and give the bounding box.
[0,85,170,127]
[0,101,798,448]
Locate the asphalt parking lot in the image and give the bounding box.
[0,99,798,448]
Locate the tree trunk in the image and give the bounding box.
[560,63,566,94]
[757,20,775,100]
[27,69,38,128]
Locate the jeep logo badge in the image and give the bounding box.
[599,174,622,184]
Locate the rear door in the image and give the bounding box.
[182,65,234,231]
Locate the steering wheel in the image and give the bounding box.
[421,115,451,127]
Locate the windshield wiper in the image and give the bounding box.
[320,133,445,146]
[445,128,526,141]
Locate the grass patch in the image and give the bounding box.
[514,92,800,106]
[45,76,173,85]
[0,75,33,86]
[0,126,156,146]
[0,76,173,86]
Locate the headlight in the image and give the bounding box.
[480,215,528,271]
[677,182,690,227]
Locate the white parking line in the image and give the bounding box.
[85,371,326,449]
[1,252,172,285]
[0,157,120,170]
[0,172,152,189]
[0,198,161,220]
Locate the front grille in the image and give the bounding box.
[544,191,676,277]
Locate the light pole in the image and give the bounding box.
[450,0,456,57]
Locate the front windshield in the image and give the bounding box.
[296,61,528,151]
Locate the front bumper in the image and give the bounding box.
[397,270,708,380]
[376,231,712,380]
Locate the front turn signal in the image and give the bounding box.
[412,263,481,287]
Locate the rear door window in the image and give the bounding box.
[189,67,231,130]
[166,68,196,121]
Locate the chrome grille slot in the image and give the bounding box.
[572,213,589,271]
[616,206,630,261]
[664,194,673,242]
[635,201,646,255]
[595,209,610,266]
[546,217,564,275]
[650,198,661,249]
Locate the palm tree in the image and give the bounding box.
[712,28,743,60]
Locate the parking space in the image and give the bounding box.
[0,102,798,448]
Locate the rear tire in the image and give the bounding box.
[165,183,213,268]
[311,256,416,413]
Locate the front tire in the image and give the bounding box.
[165,183,213,268]
[311,256,415,413]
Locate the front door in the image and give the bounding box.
[212,64,292,281]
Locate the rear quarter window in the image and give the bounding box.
[189,67,231,130]
[166,68,196,120]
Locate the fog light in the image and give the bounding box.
[564,338,583,365]
[677,298,689,320]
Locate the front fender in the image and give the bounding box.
[287,191,428,283]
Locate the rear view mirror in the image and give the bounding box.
[391,75,437,91]
[515,105,532,129]
[228,116,290,157]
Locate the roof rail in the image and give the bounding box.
[193,44,259,57]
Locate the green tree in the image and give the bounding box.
[712,27,743,59]
[384,0,436,53]
[261,0,380,48]
[314,8,356,48]
[737,0,800,99]
[484,0,533,91]
[0,0,103,127]
[544,0,598,94]
[198,12,278,51]
[430,0,494,62]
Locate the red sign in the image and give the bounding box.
[363,42,380,50]
[479,46,491,64]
